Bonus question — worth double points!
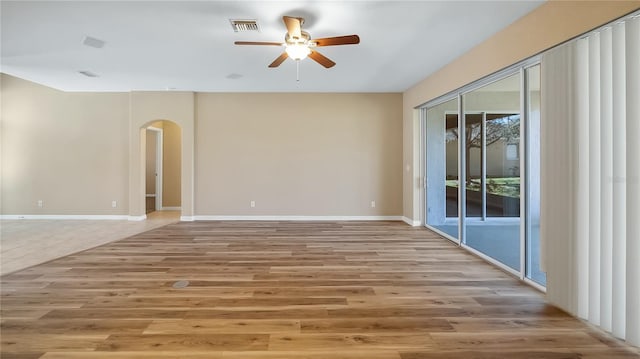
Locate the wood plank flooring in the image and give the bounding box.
[1,221,638,358]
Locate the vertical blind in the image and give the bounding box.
[541,14,639,345]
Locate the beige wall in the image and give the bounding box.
[1,74,129,215]
[0,77,192,218]
[403,1,640,222]
[195,93,403,216]
[2,76,401,218]
[162,121,181,207]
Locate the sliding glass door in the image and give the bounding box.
[423,62,546,287]
[463,73,522,271]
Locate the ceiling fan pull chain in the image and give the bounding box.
[296,60,300,82]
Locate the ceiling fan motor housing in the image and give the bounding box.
[285,31,311,46]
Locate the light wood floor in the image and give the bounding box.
[1,221,638,358]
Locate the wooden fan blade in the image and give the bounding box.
[235,41,283,46]
[283,16,302,39]
[269,52,289,68]
[313,35,360,47]
[309,50,335,68]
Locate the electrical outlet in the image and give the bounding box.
[37,200,43,208]
[112,200,117,208]
[250,200,256,208]
[371,200,376,208]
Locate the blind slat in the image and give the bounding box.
[625,16,640,347]
[611,21,627,340]
[599,27,614,333]
[587,33,602,326]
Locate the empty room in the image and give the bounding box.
[1,1,639,358]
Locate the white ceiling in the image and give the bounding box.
[0,1,543,93]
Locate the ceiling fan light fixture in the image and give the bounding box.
[285,44,311,60]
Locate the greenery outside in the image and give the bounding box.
[446,177,520,198]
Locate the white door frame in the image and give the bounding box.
[147,126,163,211]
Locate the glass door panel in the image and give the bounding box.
[445,113,459,220]
[462,73,522,271]
[486,113,521,218]
[425,98,459,241]
[524,65,546,285]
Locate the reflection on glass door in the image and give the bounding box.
[464,113,483,218]
[425,98,459,241]
[462,73,522,271]
[445,113,459,220]
[486,113,521,218]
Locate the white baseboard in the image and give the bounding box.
[402,216,422,226]
[1,214,416,225]
[1,214,129,220]
[192,215,403,221]
[160,207,181,211]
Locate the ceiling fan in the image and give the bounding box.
[234,16,360,68]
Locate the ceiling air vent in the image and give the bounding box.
[78,70,98,78]
[82,35,105,49]
[230,19,260,32]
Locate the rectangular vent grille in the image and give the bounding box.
[78,70,98,78]
[82,35,105,49]
[230,19,260,32]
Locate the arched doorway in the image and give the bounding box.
[128,91,195,221]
